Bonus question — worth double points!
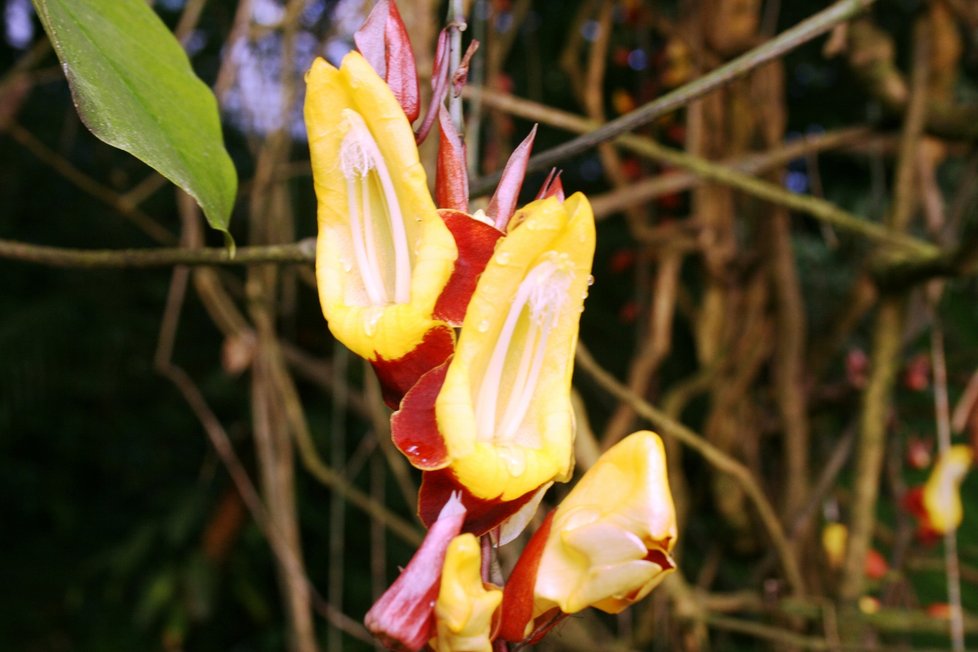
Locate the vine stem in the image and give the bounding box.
[447,0,466,133]
[470,0,878,192]
[930,308,966,652]
[463,86,938,260]
[0,237,315,268]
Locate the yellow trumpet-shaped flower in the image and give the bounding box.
[536,430,677,614]
[922,444,973,534]
[393,194,595,534]
[431,534,502,652]
[305,51,458,405]
[438,195,595,501]
[499,431,676,642]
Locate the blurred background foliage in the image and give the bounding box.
[1,0,977,650]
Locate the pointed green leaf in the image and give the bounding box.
[33,0,237,242]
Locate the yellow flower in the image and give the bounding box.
[499,431,676,642]
[394,194,595,519]
[430,534,502,652]
[922,444,973,534]
[437,195,595,501]
[305,51,458,404]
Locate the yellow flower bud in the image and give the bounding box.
[431,534,502,652]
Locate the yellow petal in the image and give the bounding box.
[435,194,596,500]
[305,52,457,361]
[533,431,677,615]
[923,445,973,534]
[431,534,502,652]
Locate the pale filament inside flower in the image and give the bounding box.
[339,109,411,306]
[475,253,573,446]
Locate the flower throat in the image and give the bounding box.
[339,108,411,306]
[475,254,574,445]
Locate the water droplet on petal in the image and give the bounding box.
[587,275,595,286]
[477,319,490,333]
[496,252,511,265]
[499,448,526,477]
[363,309,381,336]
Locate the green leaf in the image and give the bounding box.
[32,0,237,243]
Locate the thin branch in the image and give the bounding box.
[0,238,315,268]
[447,0,466,132]
[930,307,966,652]
[575,343,806,595]
[587,126,879,219]
[463,87,938,259]
[704,613,832,650]
[840,16,930,607]
[469,0,878,193]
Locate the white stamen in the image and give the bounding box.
[361,174,385,299]
[346,175,387,304]
[475,255,574,443]
[339,109,413,305]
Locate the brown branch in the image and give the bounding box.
[588,126,879,219]
[462,86,938,259]
[840,16,930,607]
[0,238,315,268]
[469,0,878,193]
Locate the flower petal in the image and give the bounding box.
[435,106,469,212]
[419,468,542,536]
[306,52,458,391]
[354,0,420,122]
[435,194,596,501]
[535,168,565,202]
[502,431,677,632]
[392,358,452,469]
[365,495,467,651]
[498,511,554,643]
[433,209,504,326]
[486,125,537,230]
[373,324,455,409]
[431,534,502,652]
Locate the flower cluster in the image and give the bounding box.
[304,3,678,649]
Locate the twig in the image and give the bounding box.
[469,0,878,192]
[575,343,806,595]
[463,87,938,259]
[284,370,424,547]
[447,0,466,132]
[152,245,367,645]
[930,307,966,652]
[174,0,209,44]
[213,0,254,101]
[704,613,831,650]
[0,238,315,268]
[587,127,879,219]
[840,16,930,607]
